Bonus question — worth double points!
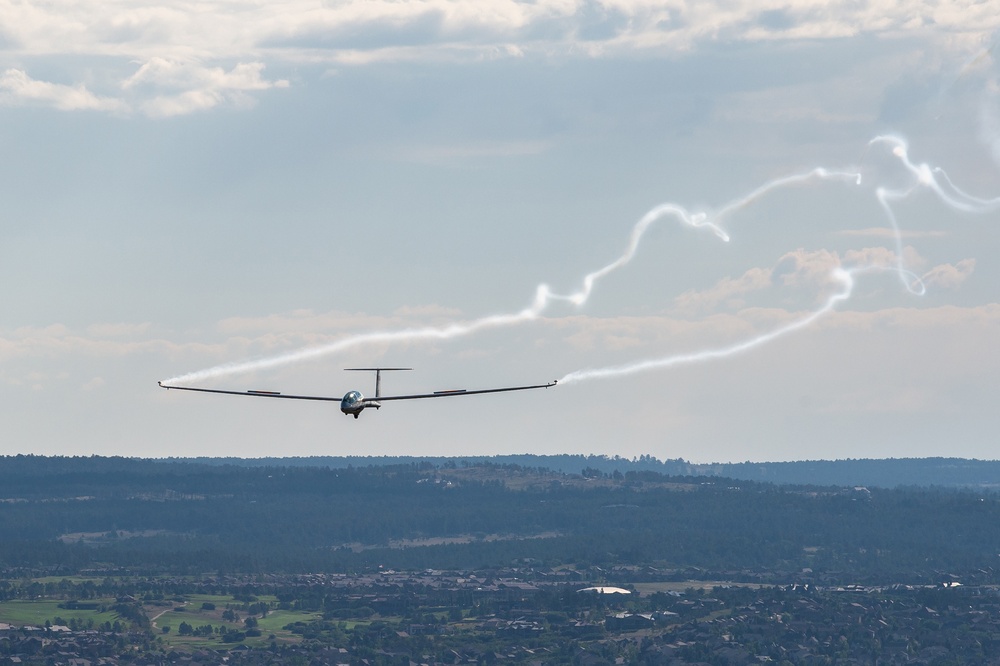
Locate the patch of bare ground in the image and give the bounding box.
[631,581,767,596]
[337,531,563,552]
[58,529,185,544]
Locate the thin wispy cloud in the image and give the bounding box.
[922,257,976,289]
[837,228,949,239]
[0,69,127,112]
[670,246,975,316]
[124,59,289,117]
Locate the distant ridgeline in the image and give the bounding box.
[2,454,1000,488]
[173,454,1000,489]
[1,454,1000,578]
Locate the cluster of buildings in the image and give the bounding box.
[2,566,1000,665]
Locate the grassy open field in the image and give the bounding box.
[0,591,320,649]
[0,599,120,627]
[150,594,322,650]
[26,576,107,585]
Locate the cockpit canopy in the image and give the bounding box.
[341,390,363,406]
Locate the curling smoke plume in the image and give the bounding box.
[163,138,996,387]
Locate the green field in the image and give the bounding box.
[0,599,120,627]
[0,591,320,651]
[27,576,107,585]
[150,595,321,650]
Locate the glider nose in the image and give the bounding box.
[341,390,364,416]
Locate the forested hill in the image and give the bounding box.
[1,455,1000,579]
[172,454,1000,489]
[692,457,1000,488]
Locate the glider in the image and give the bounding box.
[159,368,557,419]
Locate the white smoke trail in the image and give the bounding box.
[557,264,927,385]
[163,139,994,388]
[164,166,856,385]
[558,139,998,385]
[870,135,1000,215]
[870,134,1000,295]
[714,168,862,221]
[559,268,854,385]
[165,293,548,384]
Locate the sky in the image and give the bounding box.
[1,0,999,462]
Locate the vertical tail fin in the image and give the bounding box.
[344,368,412,398]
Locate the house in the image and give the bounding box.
[605,612,655,631]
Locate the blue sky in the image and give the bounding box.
[1,0,998,461]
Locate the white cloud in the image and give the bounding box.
[82,376,106,391]
[0,323,178,362]
[8,0,998,63]
[841,245,932,274]
[668,244,980,318]
[138,89,226,117]
[922,257,976,289]
[771,248,843,288]
[1,0,997,116]
[672,248,849,316]
[0,59,290,116]
[123,58,289,117]
[673,267,773,314]
[124,58,286,92]
[0,68,127,112]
